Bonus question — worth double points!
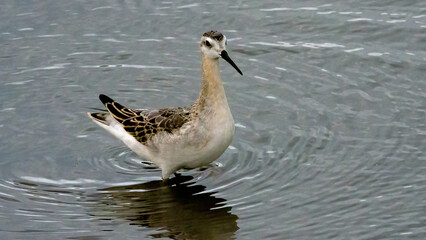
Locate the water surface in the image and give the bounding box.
[1,0,425,239]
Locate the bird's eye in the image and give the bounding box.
[205,40,211,47]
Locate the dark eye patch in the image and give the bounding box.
[205,40,211,47]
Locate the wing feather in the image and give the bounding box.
[97,94,192,144]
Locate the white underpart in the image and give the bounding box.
[94,108,234,179]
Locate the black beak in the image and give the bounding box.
[220,50,243,76]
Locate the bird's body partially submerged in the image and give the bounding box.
[88,30,242,180]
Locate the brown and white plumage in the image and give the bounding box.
[90,94,192,144]
[88,30,243,180]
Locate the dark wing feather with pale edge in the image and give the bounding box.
[97,94,191,144]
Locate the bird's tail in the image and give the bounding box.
[87,112,109,125]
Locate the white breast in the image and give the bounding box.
[188,111,235,167]
[147,105,235,171]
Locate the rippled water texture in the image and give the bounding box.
[1,1,425,239]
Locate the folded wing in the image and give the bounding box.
[89,94,192,144]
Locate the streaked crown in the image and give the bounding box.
[200,30,227,59]
[203,30,224,41]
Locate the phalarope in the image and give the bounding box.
[88,30,243,180]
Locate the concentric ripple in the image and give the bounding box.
[1,0,426,239]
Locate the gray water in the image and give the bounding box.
[1,1,425,239]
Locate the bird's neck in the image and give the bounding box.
[194,55,229,112]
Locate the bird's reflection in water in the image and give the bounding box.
[90,175,239,239]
